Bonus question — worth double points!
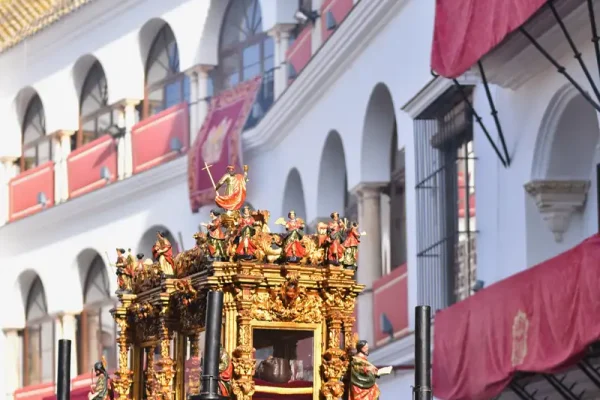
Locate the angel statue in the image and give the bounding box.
[275,210,306,263]
[88,356,114,400]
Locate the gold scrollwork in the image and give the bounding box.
[251,276,323,323]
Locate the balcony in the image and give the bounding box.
[2,72,276,226]
[9,162,54,221]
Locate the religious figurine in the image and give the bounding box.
[275,210,307,263]
[349,340,391,400]
[88,357,114,400]
[203,163,249,211]
[235,204,258,260]
[115,248,133,293]
[327,212,346,265]
[152,231,175,277]
[202,210,226,261]
[342,222,363,269]
[219,346,233,397]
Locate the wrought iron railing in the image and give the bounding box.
[414,86,477,313]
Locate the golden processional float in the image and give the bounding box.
[109,164,367,400]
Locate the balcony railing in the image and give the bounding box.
[2,69,281,225]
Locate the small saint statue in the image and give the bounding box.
[327,212,346,265]
[235,204,258,260]
[349,340,391,400]
[135,253,145,273]
[201,210,226,261]
[115,248,133,293]
[276,210,307,263]
[152,231,175,277]
[342,221,363,269]
[88,357,114,400]
[218,346,233,397]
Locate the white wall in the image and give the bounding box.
[0,0,438,396]
[473,32,600,286]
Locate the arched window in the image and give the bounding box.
[215,0,274,92]
[21,94,51,171]
[79,255,116,373]
[78,61,117,148]
[144,24,190,118]
[23,277,54,386]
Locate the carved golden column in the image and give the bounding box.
[154,297,175,400]
[112,295,134,400]
[321,289,349,400]
[231,285,257,400]
[187,334,201,396]
[146,345,157,400]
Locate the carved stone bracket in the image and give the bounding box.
[524,180,590,242]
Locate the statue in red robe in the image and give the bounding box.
[277,210,306,262]
[327,212,346,265]
[349,341,381,400]
[218,347,233,397]
[342,222,361,269]
[235,205,258,259]
[214,165,249,211]
[152,231,174,277]
[202,210,227,261]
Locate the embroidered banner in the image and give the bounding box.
[188,76,262,213]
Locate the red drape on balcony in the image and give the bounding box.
[433,234,600,400]
[430,0,545,78]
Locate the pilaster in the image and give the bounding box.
[524,180,591,242]
[187,65,214,143]
[350,182,387,346]
[268,24,295,98]
[3,328,21,400]
[53,130,75,203]
[0,157,18,226]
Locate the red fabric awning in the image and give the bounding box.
[433,234,600,400]
[431,0,546,78]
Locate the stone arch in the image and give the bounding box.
[137,225,180,257]
[14,86,43,131]
[317,130,348,218]
[75,248,112,302]
[139,18,173,72]
[360,83,397,182]
[195,0,271,66]
[72,54,105,105]
[281,168,308,223]
[532,85,599,180]
[2,269,44,329]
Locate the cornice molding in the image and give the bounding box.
[242,0,409,158]
[0,156,187,239]
[524,179,590,242]
[401,73,481,118]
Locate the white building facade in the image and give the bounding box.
[2,0,599,400]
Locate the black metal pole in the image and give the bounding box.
[191,290,226,400]
[414,306,432,400]
[57,339,71,400]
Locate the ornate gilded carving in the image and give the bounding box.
[252,275,323,322]
[321,348,348,400]
[111,169,369,400]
